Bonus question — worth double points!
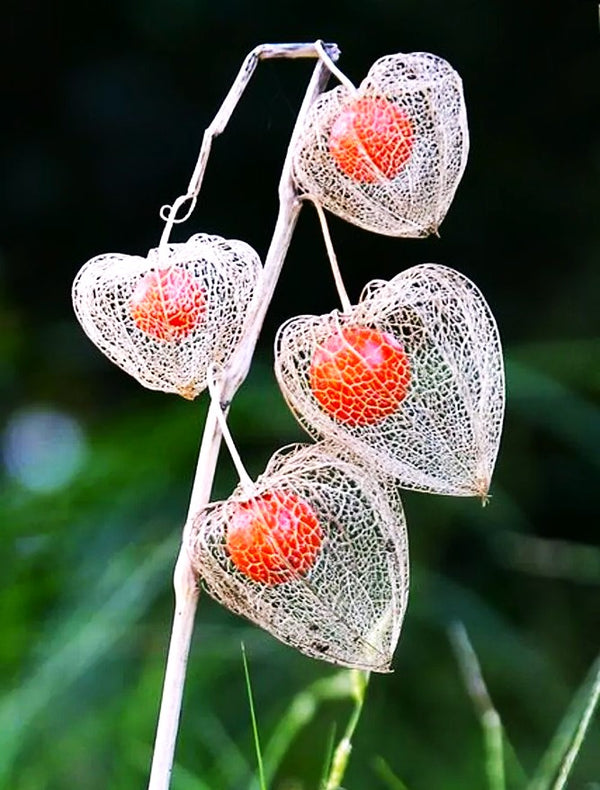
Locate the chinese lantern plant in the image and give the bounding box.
[225,489,323,585]
[328,95,414,183]
[129,266,208,341]
[293,51,469,237]
[72,233,261,399]
[275,225,504,498]
[189,441,409,671]
[309,324,411,426]
[69,41,505,790]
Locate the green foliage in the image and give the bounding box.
[1,340,598,788]
[528,653,600,790]
[1,3,598,786]
[242,645,267,790]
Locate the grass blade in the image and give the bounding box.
[323,670,370,790]
[493,531,600,585]
[241,644,266,790]
[257,686,317,788]
[246,670,357,790]
[528,652,600,790]
[318,723,337,790]
[0,536,174,784]
[372,755,411,789]
[170,760,214,790]
[449,622,506,790]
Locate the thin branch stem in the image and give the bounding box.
[147,45,338,790]
[206,368,255,495]
[315,39,357,94]
[147,402,223,790]
[159,41,340,248]
[306,197,352,314]
[147,548,199,790]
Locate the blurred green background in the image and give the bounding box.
[1,2,599,788]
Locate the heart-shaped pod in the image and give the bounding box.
[72,234,261,398]
[187,443,409,672]
[293,52,469,237]
[275,265,505,498]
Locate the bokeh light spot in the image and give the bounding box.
[2,407,87,493]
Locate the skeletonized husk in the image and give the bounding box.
[72,233,261,399]
[275,264,505,498]
[293,52,469,237]
[187,443,409,672]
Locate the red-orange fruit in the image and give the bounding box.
[226,491,323,585]
[329,96,414,183]
[309,326,411,426]
[130,267,206,340]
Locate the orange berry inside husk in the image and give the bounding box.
[226,491,323,585]
[309,326,411,426]
[329,96,414,183]
[130,267,206,341]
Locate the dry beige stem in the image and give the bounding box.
[275,264,505,498]
[72,233,261,398]
[187,442,409,672]
[293,52,469,237]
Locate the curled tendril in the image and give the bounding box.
[159,194,198,224]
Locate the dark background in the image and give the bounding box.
[1,2,599,789]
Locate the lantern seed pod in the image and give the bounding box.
[129,266,207,341]
[225,490,323,585]
[293,52,469,238]
[308,325,411,426]
[72,234,261,399]
[275,264,505,498]
[188,443,409,672]
[328,96,415,183]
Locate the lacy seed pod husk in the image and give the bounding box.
[275,264,505,498]
[72,233,261,399]
[293,52,469,238]
[188,442,410,672]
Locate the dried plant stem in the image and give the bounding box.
[147,402,221,790]
[206,368,255,495]
[147,45,338,790]
[308,197,352,313]
[159,41,340,247]
[315,39,357,94]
